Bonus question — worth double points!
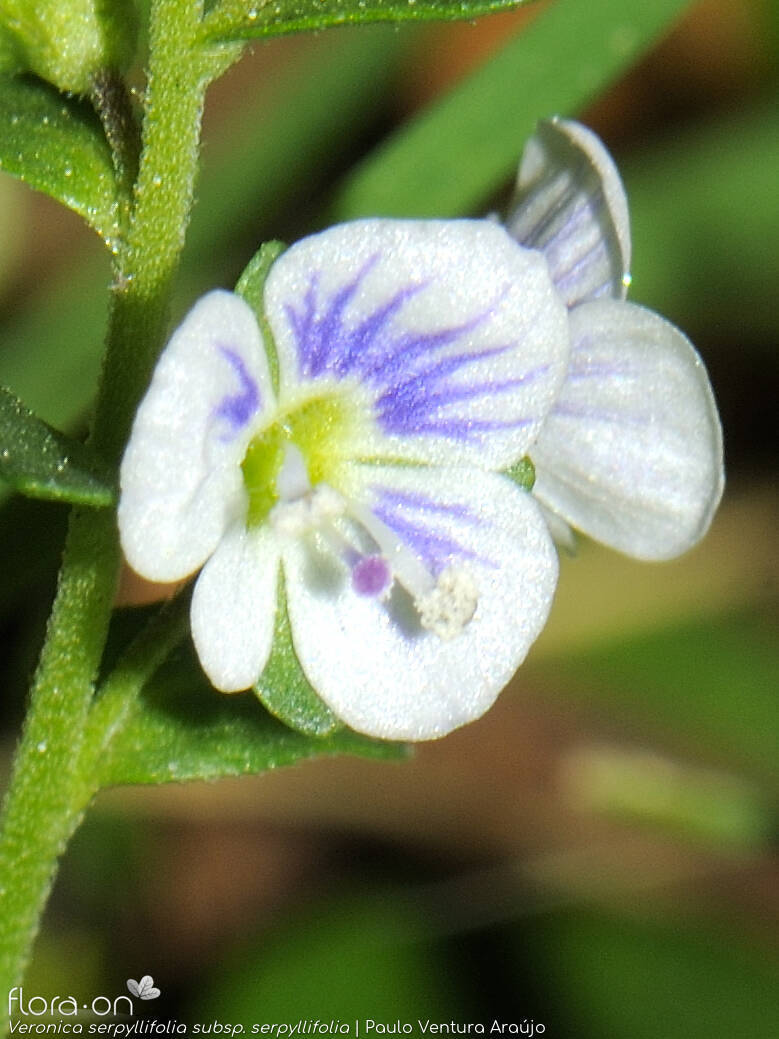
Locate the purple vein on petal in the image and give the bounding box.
[518,173,579,248]
[284,274,320,375]
[551,237,608,294]
[285,256,384,379]
[398,415,536,441]
[376,341,513,400]
[372,485,482,524]
[313,254,381,376]
[377,362,549,436]
[552,401,650,426]
[539,194,599,253]
[566,358,636,380]
[331,282,429,377]
[283,265,535,442]
[371,501,481,575]
[213,345,261,436]
[364,284,512,398]
[358,312,486,385]
[371,485,499,573]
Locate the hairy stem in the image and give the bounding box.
[0,0,218,1022]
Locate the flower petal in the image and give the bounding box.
[531,300,724,560]
[507,118,631,307]
[263,219,570,469]
[282,466,558,740]
[119,290,273,581]
[191,523,280,692]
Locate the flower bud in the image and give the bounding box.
[0,0,137,94]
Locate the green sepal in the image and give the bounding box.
[0,386,115,506]
[235,238,286,395]
[100,642,405,786]
[202,0,530,42]
[503,455,535,491]
[254,570,343,737]
[0,75,119,246]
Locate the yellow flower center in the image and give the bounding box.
[241,389,368,527]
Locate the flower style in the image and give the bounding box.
[119,220,572,740]
[507,118,724,559]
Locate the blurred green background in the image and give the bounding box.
[0,0,777,1035]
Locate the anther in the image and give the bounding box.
[416,566,478,640]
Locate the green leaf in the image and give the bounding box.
[202,0,532,42]
[0,76,119,245]
[546,610,778,779]
[0,497,68,616]
[332,0,693,219]
[0,386,115,506]
[102,643,406,786]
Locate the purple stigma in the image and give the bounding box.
[352,555,392,598]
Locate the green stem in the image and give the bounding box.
[0,0,219,1023]
[81,592,192,784]
[0,509,120,1015]
[94,0,214,466]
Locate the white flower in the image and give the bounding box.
[119,220,571,740]
[507,119,724,559]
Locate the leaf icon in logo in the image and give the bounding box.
[127,976,161,1000]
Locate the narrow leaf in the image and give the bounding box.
[203,0,532,42]
[0,386,115,506]
[102,644,406,786]
[332,0,693,219]
[0,76,119,245]
[546,611,778,779]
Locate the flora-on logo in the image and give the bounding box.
[126,977,160,1000]
[8,986,134,1019]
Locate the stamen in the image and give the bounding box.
[269,484,346,537]
[345,501,479,637]
[347,501,435,602]
[267,448,478,636]
[416,566,478,640]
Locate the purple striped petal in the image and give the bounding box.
[282,465,558,740]
[532,300,724,560]
[370,484,485,575]
[263,219,570,469]
[507,119,631,308]
[119,291,273,582]
[213,345,261,437]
